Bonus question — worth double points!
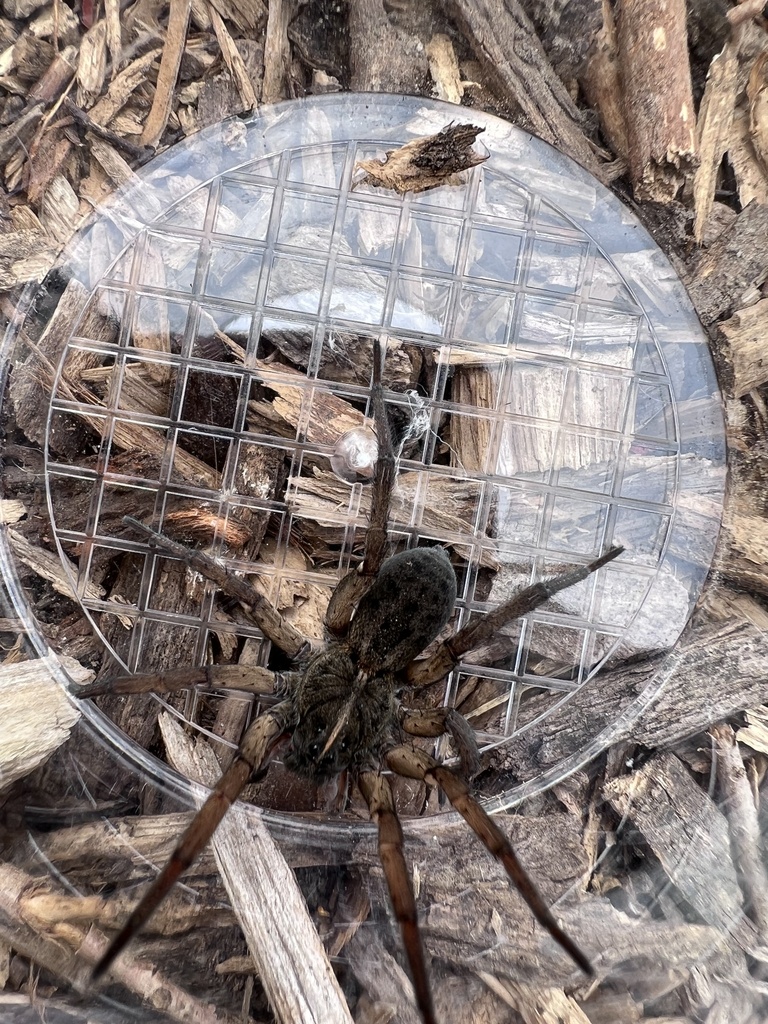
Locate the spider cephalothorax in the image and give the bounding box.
[285,547,457,779]
[80,339,621,1024]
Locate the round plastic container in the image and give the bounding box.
[0,94,729,1019]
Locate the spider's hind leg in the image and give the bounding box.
[358,768,438,1024]
[92,699,295,981]
[386,744,593,977]
[400,705,481,779]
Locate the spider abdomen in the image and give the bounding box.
[349,547,457,673]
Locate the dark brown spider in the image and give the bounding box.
[79,339,622,1024]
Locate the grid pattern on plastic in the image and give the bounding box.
[46,137,679,749]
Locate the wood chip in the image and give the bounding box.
[207,1,257,110]
[0,655,86,792]
[719,297,768,395]
[140,0,191,146]
[693,34,742,242]
[355,123,488,195]
[159,713,354,1024]
[617,0,697,201]
[604,751,749,940]
[426,33,464,104]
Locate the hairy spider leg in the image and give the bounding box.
[325,336,398,635]
[358,770,438,1024]
[386,744,594,977]
[91,700,295,981]
[400,705,481,779]
[75,663,281,699]
[123,516,308,660]
[407,545,624,687]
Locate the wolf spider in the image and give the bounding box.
[81,339,621,1024]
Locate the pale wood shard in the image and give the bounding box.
[477,976,593,1024]
[747,49,768,176]
[0,655,86,792]
[426,33,464,105]
[140,0,192,147]
[208,2,257,111]
[159,713,355,1024]
[105,0,122,77]
[693,34,743,242]
[719,298,768,396]
[710,723,768,935]
[728,99,768,208]
[76,18,107,106]
[617,0,697,201]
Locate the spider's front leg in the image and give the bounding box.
[407,545,624,687]
[326,336,397,636]
[75,663,289,699]
[386,744,593,977]
[92,699,296,980]
[123,516,309,660]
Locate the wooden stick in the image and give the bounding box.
[711,722,768,934]
[616,0,697,200]
[159,713,354,1024]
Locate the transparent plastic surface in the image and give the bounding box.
[2,95,725,809]
[0,95,732,1018]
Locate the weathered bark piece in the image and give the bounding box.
[140,0,191,147]
[6,528,106,604]
[447,0,602,176]
[159,713,354,1024]
[711,723,768,934]
[349,0,428,94]
[617,0,697,200]
[89,48,163,128]
[685,201,768,327]
[261,0,298,102]
[693,32,744,241]
[582,0,629,163]
[207,2,257,110]
[486,605,768,783]
[604,751,747,939]
[719,509,768,597]
[355,124,488,194]
[517,0,602,80]
[719,298,768,396]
